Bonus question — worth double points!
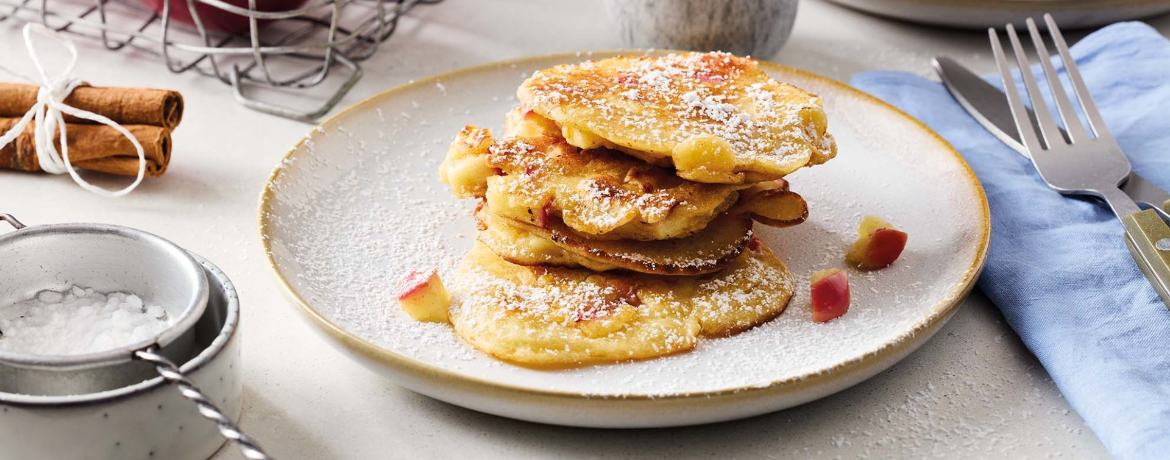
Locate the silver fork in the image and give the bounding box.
[990,14,1170,309]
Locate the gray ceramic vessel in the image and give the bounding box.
[604,0,799,58]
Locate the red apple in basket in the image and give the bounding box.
[139,0,312,34]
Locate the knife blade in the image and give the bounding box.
[933,56,1170,219]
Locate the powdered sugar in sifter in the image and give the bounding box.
[0,213,273,460]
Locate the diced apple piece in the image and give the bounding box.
[505,107,561,138]
[732,188,808,227]
[395,269,451,323]
[747,236,763,252]
[439,126,495,198]
[605,278,642,307]
[623,167,659,193]
[573,277,642,337]
[528,197,554,228]
[672,134,741,183]
[810,269,850,323]
[561,124,614,150]
[575,306,638,338]
[845,215,908,270]
[441,157,496,197]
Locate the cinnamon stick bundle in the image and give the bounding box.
[0,83,183,129]
[0,118,171,177]
[0,83,182,177]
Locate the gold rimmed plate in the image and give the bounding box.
[258,52,989,428]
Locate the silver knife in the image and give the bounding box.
[933,56,1170,220]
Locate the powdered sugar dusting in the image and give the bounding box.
[519,53,836,174]
[261,55,986,398]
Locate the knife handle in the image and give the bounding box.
[1123,209,1170,310]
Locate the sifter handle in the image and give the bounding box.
[0,214,26,230]
[136,347,275,460]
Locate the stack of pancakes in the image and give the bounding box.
[439,52,836,366]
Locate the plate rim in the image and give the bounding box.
[257,51,991,401]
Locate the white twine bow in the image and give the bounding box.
[0,23,145,197]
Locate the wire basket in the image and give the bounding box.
[0,0,443,122]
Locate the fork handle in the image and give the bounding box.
[1123,209,1170,309]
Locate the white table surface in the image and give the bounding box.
[6,1,1164,458]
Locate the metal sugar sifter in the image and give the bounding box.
[0,214,273,460]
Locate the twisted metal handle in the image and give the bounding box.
[136,348,274,460]
[0,214,26,230]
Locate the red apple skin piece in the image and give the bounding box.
[606,278,641,307]
[395,270,434,299]
[810,269,850,323]
[747,236,763,252]
[529,198,553,228]
[846,216,909,270]
[862,228,908,269]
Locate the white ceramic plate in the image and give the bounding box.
[825,0,1170,30]
[259,52,989,428]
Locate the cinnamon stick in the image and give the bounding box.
[0,83,183,129]
[0,118,171,177]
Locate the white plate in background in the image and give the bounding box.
[825,0,1170,30]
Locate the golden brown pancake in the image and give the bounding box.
[449,240,793,367]
[486,133,745,241]
[517,52,836,184]
[441,109,750,240]
[475,203,753,275]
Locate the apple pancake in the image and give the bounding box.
[440,113,749,241]
[475,203,753,275]
[449,240,793,366]
[517,52,837,184]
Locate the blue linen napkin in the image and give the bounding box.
[851,22,1170,460]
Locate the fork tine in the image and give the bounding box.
[1044,13,1113,141]
[1026,17,1090,143]
[990,27,1046,155]
[1005,23,1064,150]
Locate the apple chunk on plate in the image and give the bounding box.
[845,215,908,270]
[811,269,850,323]
[395,269,451,323]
